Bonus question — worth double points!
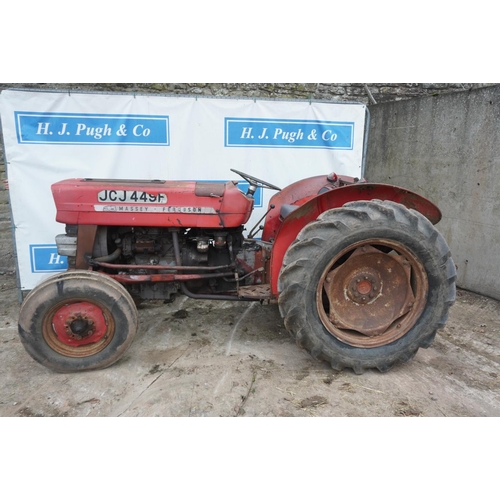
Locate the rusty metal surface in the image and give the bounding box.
[111,271,234,285]
[237,284,271,299]
[76,224,98,269]
[92,261,234,272]
[195,182,226,197]
[317,240,428,348]
[268,184,442,296]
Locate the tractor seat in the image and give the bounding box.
[280,204,299,219]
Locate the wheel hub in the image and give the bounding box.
[67,315,95,340]
[346,271,380,304]
[318,241,428,347]
[51,301,108,347]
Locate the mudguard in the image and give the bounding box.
[267,182,442,297]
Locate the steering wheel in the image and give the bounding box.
[230,169,281,191]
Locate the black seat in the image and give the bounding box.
[280,204,299,219]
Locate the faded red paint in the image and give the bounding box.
[51,301,108,346]
[262,175,354,241]
[52,178,254,228]
[51,175,441,303]
[267,183,441,296]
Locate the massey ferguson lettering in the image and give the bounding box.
[94,205,217,213]
[97,190,167,204]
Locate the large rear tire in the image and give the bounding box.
[278,200,456,374]
[18,270,138,372]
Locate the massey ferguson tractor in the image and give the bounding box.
[18,169,456,373]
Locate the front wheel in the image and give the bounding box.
[18,270,138,372]
[278,200,456,373]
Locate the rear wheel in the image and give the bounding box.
[18,270,138,372]
[278,200,456,373]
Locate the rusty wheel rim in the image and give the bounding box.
[43,299,115,357]
[316,239,428,348]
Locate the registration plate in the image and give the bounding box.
[97,190,167,204]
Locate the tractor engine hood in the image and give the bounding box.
[51,178,254,228]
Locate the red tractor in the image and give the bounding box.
[18,169,456,373]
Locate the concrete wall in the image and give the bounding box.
[365,85,500,300]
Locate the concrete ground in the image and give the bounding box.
[1,197,499,417]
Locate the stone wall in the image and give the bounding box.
[0,82,494,105]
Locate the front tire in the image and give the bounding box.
[278,200,456,373]
[18,270,138,372]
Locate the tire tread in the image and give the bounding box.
[278,200,456,374]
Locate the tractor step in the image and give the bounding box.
[237,284,271,300]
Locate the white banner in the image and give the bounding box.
[0,89,367,290]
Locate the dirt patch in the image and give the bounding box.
[1,201,499,417]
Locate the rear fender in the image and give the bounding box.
[262,175,350,242]
[268,183,442,297]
